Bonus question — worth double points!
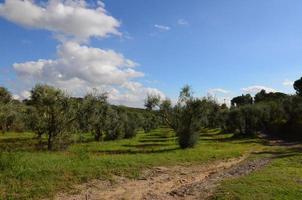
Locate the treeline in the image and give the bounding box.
[226,83,302,139]
[0,85,159,150]
[145,77,302,148]
[1,77,302,150]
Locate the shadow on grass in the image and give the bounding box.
[0,137,35,143]
[93,147,180,155]
[253,146,302,159]
[139,138,176,143]
[199,133,219,137]
[143,134,173,139]
[200,133,269,145]
[0,137,46,152]
[122,143,173,148]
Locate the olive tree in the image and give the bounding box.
[0,87,26,132]
[0,87,12,104]
[80,90,108,141]
[158,85,204,148]
[28,84,74,150]
[143,94,162,133]
[144,94,161,111]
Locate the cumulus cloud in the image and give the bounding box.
[0,0,120,40]
[109,83,165,108]
[1,0,165,107]
[282,80,294,87]
[14,42,142,85]
[154,24,170,31]
[12,42,163,107]
[242,85,277,94]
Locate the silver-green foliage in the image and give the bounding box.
[27,84,74,150]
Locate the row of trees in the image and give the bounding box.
[226,85,302,139]
[145,86,227,148]
[145,77,302,148]
[0,85,157,150]
[1,76,301,150]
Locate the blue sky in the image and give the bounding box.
[0,0,301,106]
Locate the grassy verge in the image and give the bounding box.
[213,145,302,200]
[0,128,265,199]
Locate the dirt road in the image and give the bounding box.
[55,154,270,200]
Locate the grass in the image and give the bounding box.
[1,128,301,199]
[213,145,302,200]
[0,128,263,199]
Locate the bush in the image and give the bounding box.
[178,127,199,149]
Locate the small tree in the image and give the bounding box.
[143,94,161,133]
[0,87,12,104]
[123,112,138,138]
[28,84,73,150]
[81,90,108,141]
[142,112,160,133]
[159,85,202,149]
[144,94,161,111]
[0,101,26,133]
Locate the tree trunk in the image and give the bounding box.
[94,129,102,141]
[37,132,43,150]
[47,133,53,151]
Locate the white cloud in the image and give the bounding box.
[14,42,142,85]
[12,42,163,107]
[20,90,31,99]
[1,0,165,107]
[208,88,230,95]
[242,85,277,94]
[0,0,120,41]
[12,90,30,100]
[154,24,171,31]
[282,80,294,87]
[207,88,231,106]
[177,19,189,25]
[109,84,165,108]
[12,94,20,100]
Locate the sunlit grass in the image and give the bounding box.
[213,145,302,200]
[0,128,265,199]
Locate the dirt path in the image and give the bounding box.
[55,154,271,200]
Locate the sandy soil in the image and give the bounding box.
[55,154,269,200]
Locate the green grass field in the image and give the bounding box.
[0,128,301,199]
[213,145,302,200]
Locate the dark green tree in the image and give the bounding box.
[254,90,287,103]
[231,94,253,107]
[294,77,302,96]
[0,87,12,104]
